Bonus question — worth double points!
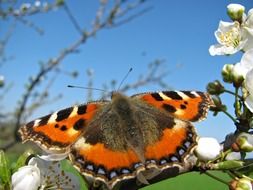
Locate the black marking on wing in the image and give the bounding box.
[38,114,51,126]
[73,119,85,130]
[60,125,67,131]
[151,93,163,101]
[162,104,177,113]
[182,91,197,98]
[26,120,35,128]
[163,91,183,100]
[77,104,87,115]
[56,107,74,122]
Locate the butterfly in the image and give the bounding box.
[19,90,212,189]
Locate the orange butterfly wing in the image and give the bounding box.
[19,101,108,153]
[132,91,212,122]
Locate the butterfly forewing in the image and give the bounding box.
[19,101,108,153]
[132,91,212,122]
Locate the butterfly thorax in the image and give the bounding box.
[111,93,146,159]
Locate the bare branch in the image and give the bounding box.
[1,0,148,150]
[16,17,44,35]
[0,1,64,18]
[0,22,16,66]
[63,2,83,35]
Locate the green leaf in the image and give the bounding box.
[12,149,34,173]
[0,150,11,188]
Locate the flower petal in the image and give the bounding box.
[225,151,242,160]
[209,43,241,56]
[242,28,253,51]
[245,8,253,27]
[39,152,69,161]
[195,137,221,162]
[234,49,253,77]
[245,95,253,112]
[246,69,253,93]
[12,166,40,190]
[28,156,80,189]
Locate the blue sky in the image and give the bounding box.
[2,0,253,140]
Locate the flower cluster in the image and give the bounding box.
[200,3,253,190]
[209,4,253,56]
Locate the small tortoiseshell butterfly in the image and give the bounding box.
[19,90,212,189]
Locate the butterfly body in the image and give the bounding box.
[19,90,213,189]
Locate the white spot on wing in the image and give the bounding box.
[67,127,79,136]
[34,119,41,127]
[48,112,58,123]
[173,119,188,129]
[158,92,172,100]
[175,109,185,116]
[69,106,78,118]
[191,91,200,97]
[73,137,90,149]
[175,91,189,100]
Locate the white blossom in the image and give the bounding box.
[245,69,253,112]
[12,165,40,190]
[234,49,253,112]
[209,5,253,56]
[12,156,80,190]
[195,137,221,162]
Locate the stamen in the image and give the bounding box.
[219,22,241,47]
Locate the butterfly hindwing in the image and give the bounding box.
[132,91,212,122]
[19,101,109,153]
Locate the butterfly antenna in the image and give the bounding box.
[117,68,133,91]
[67,85,107,93]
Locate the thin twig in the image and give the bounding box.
[63,2,83,35]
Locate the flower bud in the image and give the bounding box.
[20,3,31,13]
[195,137,221,162]
[209,95,227,115]
[212,160,243,170]
[232,67,245,87]
[230,178,253,190]
[234,133,253,152]
[206,80,225,95]
[227,4,245,22]
[222,64,234,83]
